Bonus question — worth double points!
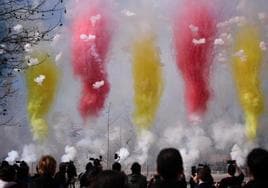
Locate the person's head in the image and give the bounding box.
[246,148,268,181]
[38,155,56,177]
[91,170,127,188]
[191,166,197,176]
[17,161,29,178]
[227,164,236,176]
[112,162,121,172]
[86,162,93,171]
[131,162,141,174]
[0,165,16,182]
[93,159,103,172]
[157,148,184,180]
[59,162,66,173]
[197,165,211,182]
[0,161,9,169]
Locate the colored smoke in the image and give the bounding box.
[26,53,59,141]
[71,1,113,119]
[132,34,163,129]
[173,0,217,122]
[232,24,264,140]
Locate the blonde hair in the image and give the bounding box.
[38,155,56,176]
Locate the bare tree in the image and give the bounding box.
[0,0,65,126]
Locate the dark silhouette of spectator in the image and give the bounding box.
[112,162,121,172]
[205,165,214,187]
[29,155,57,188]
[179,173,187,188]
[16,161,31,188]
[79,162,94,188]
[148,174,161,188]
[90,158,103,177]
[196,165,214,188]
[90,170,128,188]
[54,162,68,188]
[67,161,77,188]
[218,162,244,188]
[127,162,147,188]
[0,163,18,188]
[148,148,186,188]
[0,161,9,169]
[80,158,104,188]
[189,166,198,188]
[31,165,40,180]
[243,148,268,188]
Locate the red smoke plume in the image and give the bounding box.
[72,3,112,119]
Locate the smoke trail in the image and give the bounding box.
[71,1,113,119]
[173,0,216,122]
[132,34,163,129]
[232,24,264,140]
[26,53,59,140]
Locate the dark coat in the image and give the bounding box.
[243,180,268,188]
[54,172,68,188]
[149,179,187,188]
[29,175,57,188]
[196,182,213,188]
[218,173,244,188]
[127,174,147,188]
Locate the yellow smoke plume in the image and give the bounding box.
[26,53,59,141]
[232,24,264,140]
[132,34,164,130]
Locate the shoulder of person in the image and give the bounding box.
[242,180,254,188]
[3,182,18,188]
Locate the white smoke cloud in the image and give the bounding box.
[34,75,46,85]
[133,130,154,164]
[121,9,136,17]
[24,43,33,52]
[260,41,267,51]
[214,38,225,46]
[161,122,213,168]
[116,147,130,162]
[52,34,61,46]
[61,145,77,162]
[211,121,246,150]
[192,38,206,45]
[234,49,247,62]
[27,57,39,66]
[80,34,96,41]
[55,52,63,62]
[93,80,105,89]
[189,24,199,33]
[90,14,102,26]
[13,24,23,32]
[230,144,247,167]
[5,150,19,164]
[21,144,37,163]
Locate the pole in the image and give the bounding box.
[120,124,122,148]
[107,103,111,169]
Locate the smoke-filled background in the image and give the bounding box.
[1,0,268,174]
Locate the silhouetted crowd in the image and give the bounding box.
[1,147,268,188]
